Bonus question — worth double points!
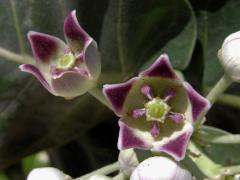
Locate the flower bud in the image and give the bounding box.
[130,157,192,180]
[218,31,240,82]
[89,175,112,180]
[118,149,139,176]
[27,167,72,180]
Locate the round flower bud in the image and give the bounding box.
[218,31,240,82]
[130,157,192,180]
[27,167,72,180]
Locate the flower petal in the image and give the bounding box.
[140,54,177,79]
[118,120,152,150]
[183,82,211,123]
[19,64,53,94]
[152,123,193,161]
[84,40,101,80]
[64,10,90,54]
[28,31,67,64]
[51,70,94,99]
[103,77,137,116]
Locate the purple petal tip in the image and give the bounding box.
[118,120,151,150]
[103,78,137,115]
[184,82,211,123]
[140,54,177,79]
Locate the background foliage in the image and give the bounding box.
[0,0,240,179]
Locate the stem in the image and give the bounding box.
[88,87,112,110]
[217,94,240,109]
[113,173,125,180]
[10,0,25,54]
[195,74,232,128]
[75,162,119,180]
[206,74,232,104]
[0,47,33,64]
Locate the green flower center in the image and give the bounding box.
[56,53,76,70]
[145,98,170,123]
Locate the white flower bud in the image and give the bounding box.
[130,157,192,180]
[118,149,140,177]
[88,175,112,180]
[27,167,72,180]
[218,31,240,81]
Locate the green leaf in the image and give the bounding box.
[100,0,197,76]
[193,0,240,86]
[195,126,240,166]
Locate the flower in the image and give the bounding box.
[20,10,101,99]
[130,157,192,180]
[218,31,240,82]
[27,167,72,180]
[89,175,112,180]
[103,54,210,161]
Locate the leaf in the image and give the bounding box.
[100,0,197,77]
[195,126,240,166]
[192,0,240,86]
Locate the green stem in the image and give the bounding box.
[0,47,33,64]
[195,74,232,128]
[75,162,119,180]
[217,94,240,109]
[10,0,25,54]
[206,74,232,104]
[88,87,112,110]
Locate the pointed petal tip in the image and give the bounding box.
[140,54,177,79]
[103,77,138,116]
[183,82,211,123]
[152,124,193,161]
[118,120,152,150]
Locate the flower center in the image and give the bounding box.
[145,98,170,123]
[56,53,76,70]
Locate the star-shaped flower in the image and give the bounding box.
[20,10,101,99]
[103,54,210,160]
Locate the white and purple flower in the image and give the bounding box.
[103,54,210,161]
[20,10,101,99]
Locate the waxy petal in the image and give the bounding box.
[152,123,193,161]
[28,31,67,64]
[51,70,94,99]
[20,64,53,94]
[184,82,211,123]
[140,54,177,79]
[103,78,138,116]
[64,10,90,54]
[84,40,101,79]
[118,120,152,150]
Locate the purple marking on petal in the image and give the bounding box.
[163,88,176,102]
[118,120,151,150]
[140,84,154,100]
[150,121,160,138]
[167,112,184,124]
[132,108,146,119]
[154,124,193,161]
[183,82,211,123]
[64,10,89,46]
[140,54,177,79]
[19,64,53,93]
[28,31,65,64]
[103,78,137,116]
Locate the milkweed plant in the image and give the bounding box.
[1,6,240,180]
